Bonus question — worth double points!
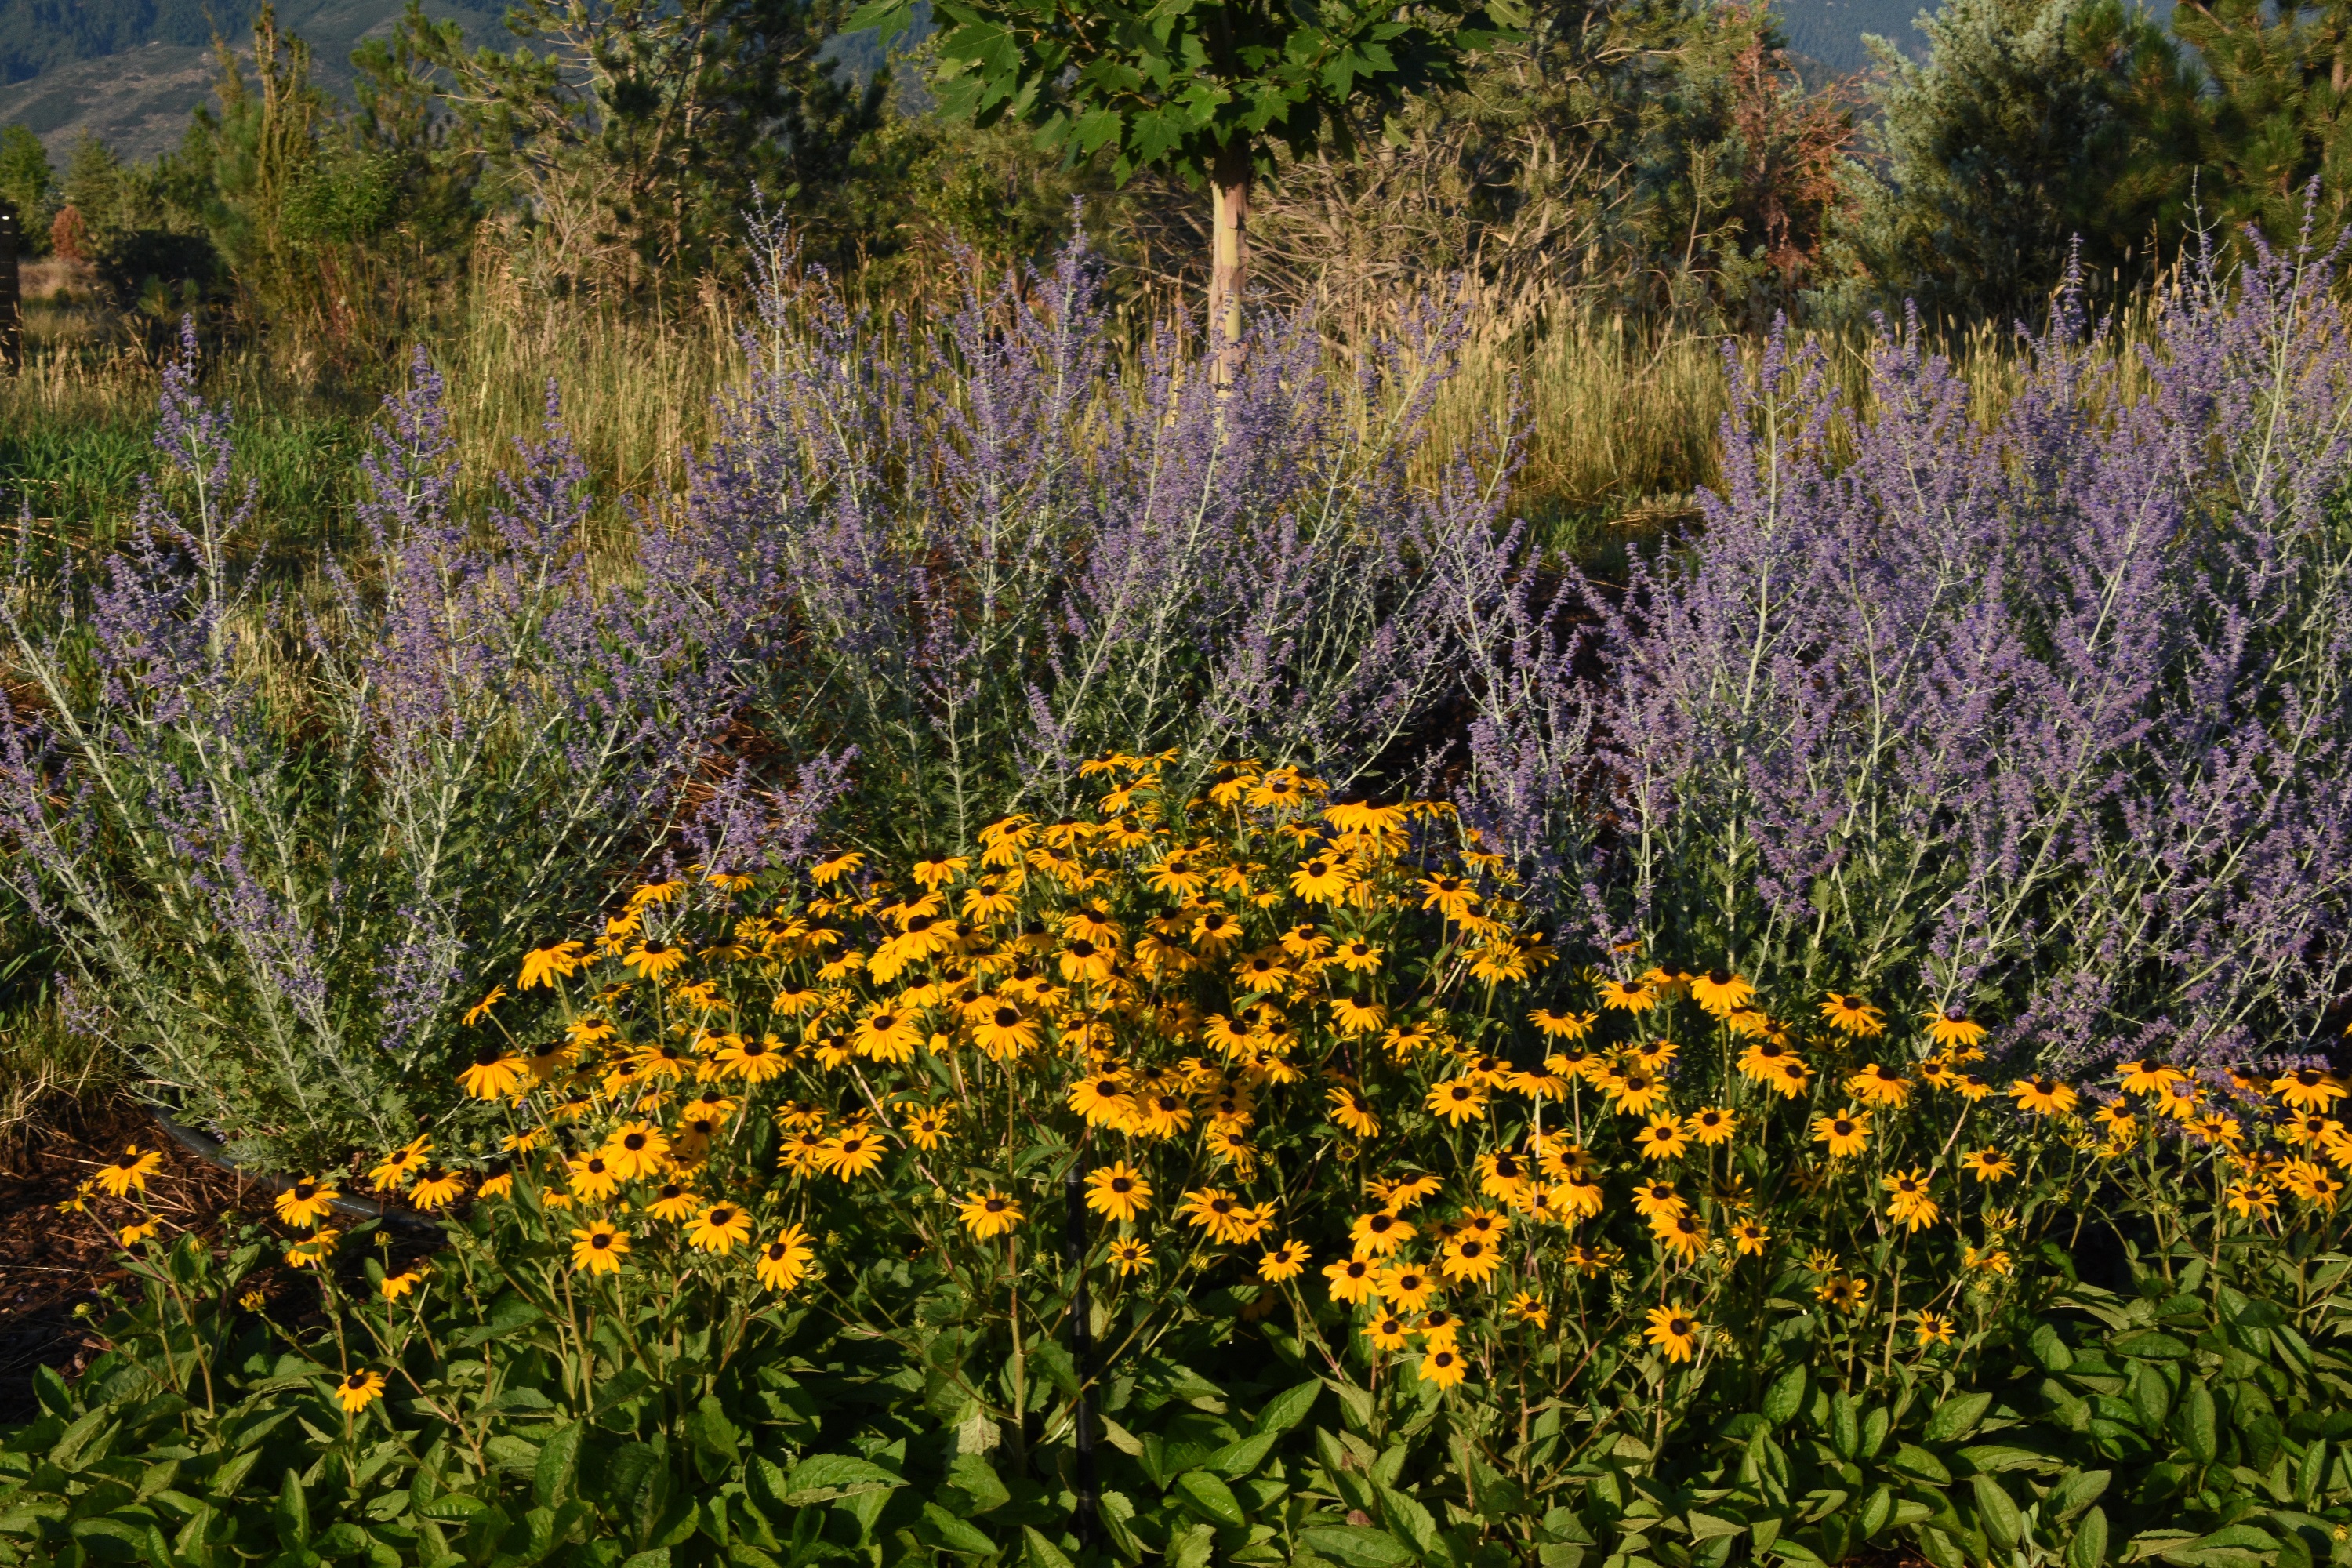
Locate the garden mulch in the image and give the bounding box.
[0,1098,252,1424]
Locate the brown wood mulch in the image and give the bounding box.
[0,1098,256,1425]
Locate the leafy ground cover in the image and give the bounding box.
[2,767,2347,1564]
[0,232,2347,1564]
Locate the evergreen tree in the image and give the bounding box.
[1841,0,2199,325]
[2172,0,2352,246]
[399,0,884,289]
[0,124,52,256]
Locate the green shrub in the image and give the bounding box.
[5,764,2348,1564]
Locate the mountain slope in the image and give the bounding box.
[0,0,502,159]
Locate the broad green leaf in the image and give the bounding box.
[1891,1444,1952,1484]
[1958,1444,2066,1474]
[2030,1323,2075,1373]
[1298,1526,1420,1567]
[1761,1367,1806,1425]
[275,1468,310,1552]
[533,1421,583,1511]
[1376,1484,1438,1553]
[1922,1392,1993,1445]
[1972,1475,2023,1554]
[2112,1330,2195,1362]
[1689,1511,1746,1542]
[1205,1432,1277,1479]
[1171,1469,1245,1528]
[778,1454,904,1508]
[1022,1524,1076,1568]
[1254,1381,1321,1436]
[2173,1383,2218,1465]
[2068,1508,2110,1568]
[943,1451,1012,1515]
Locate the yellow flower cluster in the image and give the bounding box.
[373,753,2350,1399]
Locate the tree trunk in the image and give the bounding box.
[1207,140,1251,383]
[0,207,18,376]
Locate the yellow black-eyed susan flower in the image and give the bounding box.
[458,1044,531,1101]
[1818,992,1885,1037]
[821,1129,887,1180]
[570,1222,629,1274]
[274,1178,339,1230]
[1417,1346,1468,1388]
[687,1203,753,1254]
[1427,1079,1490,1127]
[753,1225,814,1290]
[1812,1109,1872,1159]
[1258,1240,1311,1281]
[2010,1076,2079,1117]
[409,1168,466,1211]
[336,1369,387,1414]
[1960,1149,2016,1182]
[93,1145,162,1200]
[1440,1236,1501,1284]
[1645,1305,1700,1362]
[1378,1264,1439,1312]
[1085,1163,1152,1224]
[1925,1007,1987,1049]
[1689,968,1754,1015]
[647,1181,699,1222]
[1882,1168,1938,1232]
[1845,1062,1912,1107]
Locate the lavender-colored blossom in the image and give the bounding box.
[1460,239,2352,1073]
[0,328,843,1167]
[688,220,1525,850]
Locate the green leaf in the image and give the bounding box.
[2050,1468,2112,1523]
[2068,1508,2110,1568]
[1022,1525,1076,1568]
[1298,1526,1420,1567]
[942,1453,1011,1515]
[2112,1330,2195,1362]
[1205,1432,1277,1479]
[1857,1486,1891,1541]
[275,1468,310,1552]
[1923,1392,1993,1445]
[845,0,918,35]
[919,1502,998,1555]
[1171,1469,1245,1528]
[1958,1444,2065,1475]
[1761,1367,1806,1426]
[1376,1485,1438,1554]
[534,1421,583,1511]
[1972,1475,2023,1555]
[1828,1391,1859,1459]
[1254,1381,1322,1436]
[2173,1383,2218,1465]
[1891,1444,1952,1484]
[1689,1511,1747,1542]
[778,1454,904,1508]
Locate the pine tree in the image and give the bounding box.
[0,125,53,256]
[1842,0,2200,325]
[2172,0,2352,246]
